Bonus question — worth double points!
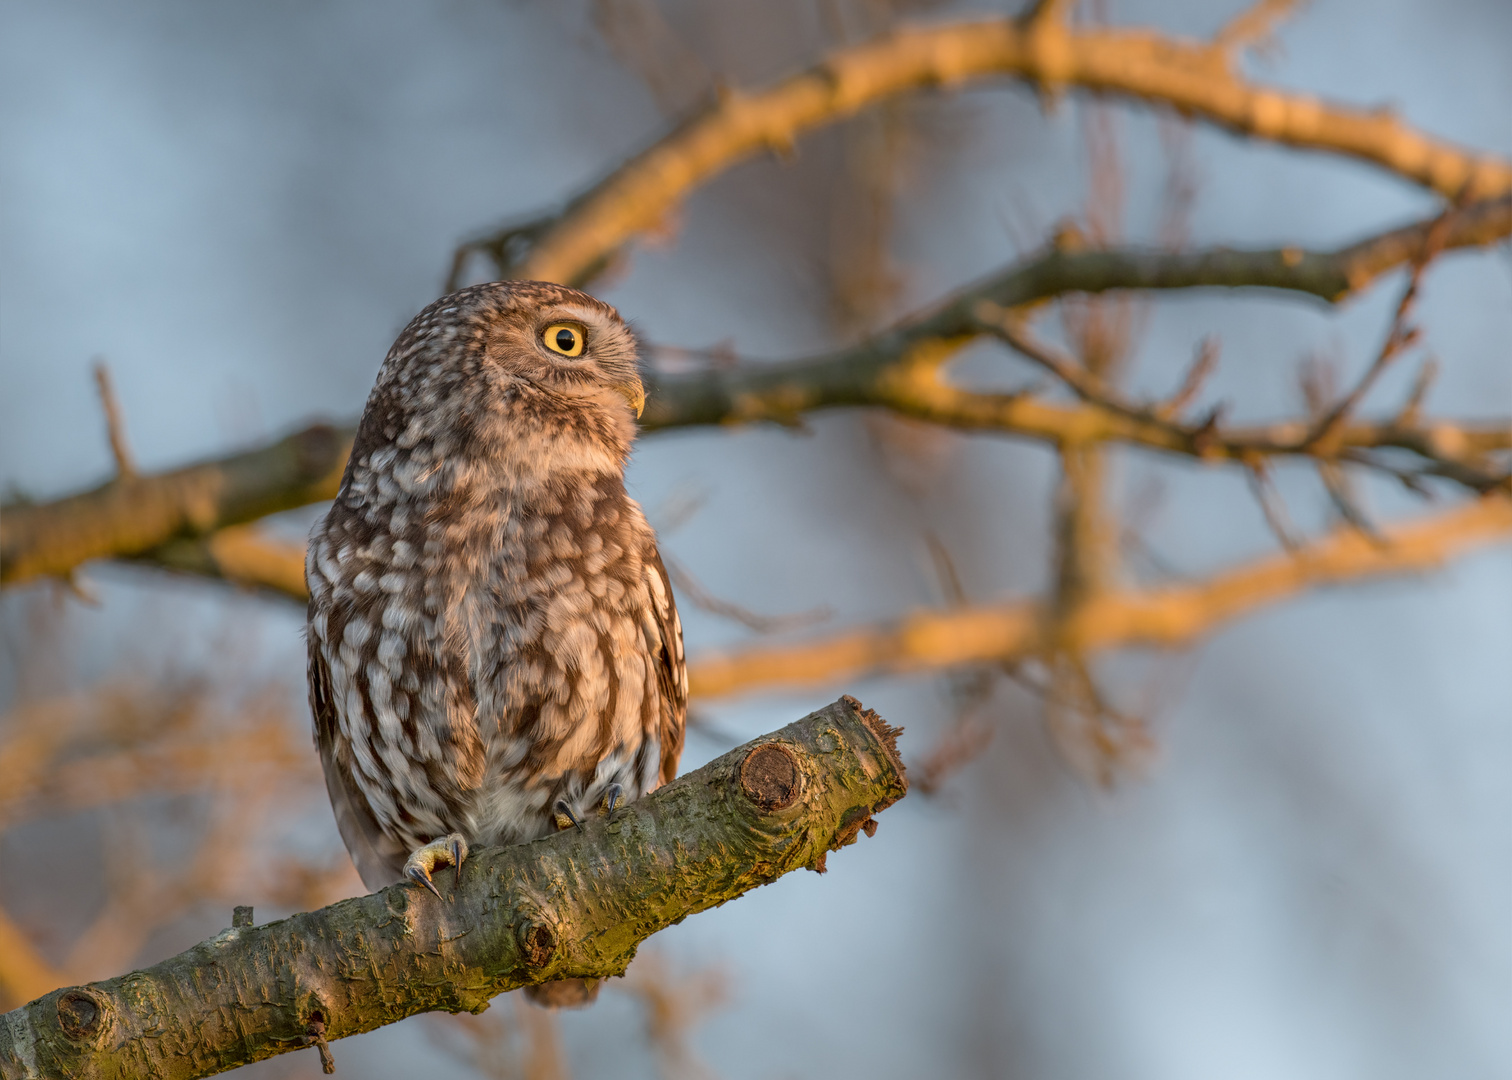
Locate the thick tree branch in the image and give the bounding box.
[687,495,1512,699]
[0,425,349,587]
[4,203,1507,590]
[451,12,1512,286]
[0,698,907,1080]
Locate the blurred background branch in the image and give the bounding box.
[450,3,1512,287]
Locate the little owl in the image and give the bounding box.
[306,281,687,1000]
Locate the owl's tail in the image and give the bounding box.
[523,978,601,1008]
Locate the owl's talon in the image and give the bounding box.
[403,833,469,900]
[601,783,623,815]
[553,799,585,833]
[406,864,445,900]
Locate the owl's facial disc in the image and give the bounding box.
[524,304,645,419]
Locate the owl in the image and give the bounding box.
[305,281,687,950]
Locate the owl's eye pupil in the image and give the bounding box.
[542,323,585,357]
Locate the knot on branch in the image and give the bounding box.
[740,743,802,811]
[55,989,107,1043]
[516,918,558,969]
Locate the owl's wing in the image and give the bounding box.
[646,550,688,786]
[309,635,408,891]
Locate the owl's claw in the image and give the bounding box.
[553,799,586,833]
[403,833,469,899]
[601,783,623,815]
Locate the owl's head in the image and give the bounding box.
[365,281,648,470]
[471,280,646,421]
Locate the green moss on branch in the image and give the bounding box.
[0,698,907,1080]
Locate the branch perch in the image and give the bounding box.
[0,698,907,1080]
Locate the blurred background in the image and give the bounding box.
[2,1,1510,1078]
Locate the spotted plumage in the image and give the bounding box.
[306,281,686,900]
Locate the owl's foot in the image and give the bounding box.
[403,833,468,899]
[601,783,623,815]
[553,800,585,833]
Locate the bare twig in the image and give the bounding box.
[1317,460,1385,542]
[1155,337,1220,421]
[92,362,136,479]
[1395,358,1440,430]
[1308,205,1458,454]
[1213,0,1303,55]
[1246,460,1303,551]
[662,554,831,634]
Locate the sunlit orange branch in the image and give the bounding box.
[686,495,1512,699]
[458,9,1512,286]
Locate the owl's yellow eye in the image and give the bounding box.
[542,324,584,357]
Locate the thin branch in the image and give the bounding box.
[685,495,1512,699]
[662,554,831,634]
[1212,0,1303,54]
[91,362,136,479]
[1317,460,1385,541]
[0,699,907,1080]
[1394,357,1439,431]
[1154,337,1219,421]
[973,300,1506,487]
[1307,205,1456,454]
[454,14,1512,285]
[1245,460,1304,551]
[57,497,1512,705]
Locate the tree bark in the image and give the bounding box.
[0,697,906,1080]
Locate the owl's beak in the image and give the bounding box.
[616,382,646,418]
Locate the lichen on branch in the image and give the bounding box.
[0,697,906,1080]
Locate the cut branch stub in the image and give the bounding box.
[740,743,803,811]
[54,991,105,1044]
[516,919,557,970]
[0,697,906,1080]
